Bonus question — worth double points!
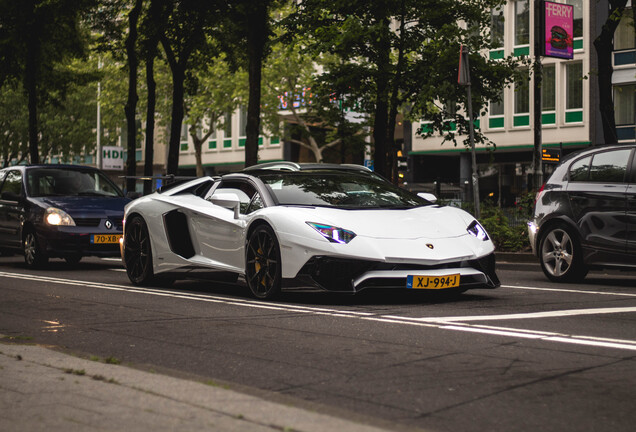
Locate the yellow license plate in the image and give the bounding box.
[91,234,122,244]
[407,274,460,289]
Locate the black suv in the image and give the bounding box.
[0,164,130,267]
[528,144,636,282]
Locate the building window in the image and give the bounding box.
[615,8,635,51]
[223,112,233,149]
[542,64,556,124]
[489,89,505,129]
[514,70,530,126]
[572,0,583,39]
[239,106,248,137]
[514,0,529,46]
[614,84,635,126]
[566,62,583,123]
[180,121,188,151]
[207,123,217,150]
[491,7,504,49]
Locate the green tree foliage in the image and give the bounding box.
[0,82,29,167]
[594,0,629,145]
[219,0,277,168]
[157,0,225,176]
[287,0,518,180]
[0,0,94,163]
[185,53,246,177]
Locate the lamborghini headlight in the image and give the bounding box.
[467,220,488,241]
[307,222,356,244]
[45,207,76,226]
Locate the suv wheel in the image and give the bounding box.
[539,224,587,283]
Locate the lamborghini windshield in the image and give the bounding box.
[258,171,431,209]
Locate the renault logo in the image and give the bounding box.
[105,220,113,229]
[426,243,434,249]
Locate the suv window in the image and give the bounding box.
[569,149,631,183]
[589,149,631,183]
[569,156,591,182]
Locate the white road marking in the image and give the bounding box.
[502,284,636,298]
[384,306,636,323]
[3,271,636,352]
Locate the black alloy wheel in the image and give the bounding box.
[246,225,281,299]
[539,223,588,283]
[23,230,48,268]
[124,216,154,285]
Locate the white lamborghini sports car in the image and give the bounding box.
[121,163,500,299]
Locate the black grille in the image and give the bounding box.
[75,218,101,227]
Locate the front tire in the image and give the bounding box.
[123,216,155,285]
[539,224,588,283]
[245,225,281,299]
[24,230,48,269]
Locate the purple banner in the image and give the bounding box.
[544,1,574,59]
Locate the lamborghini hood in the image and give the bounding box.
[286,205,472,240]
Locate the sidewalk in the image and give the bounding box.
[0,340,401,432]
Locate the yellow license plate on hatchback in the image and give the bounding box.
[91,234,122,244]
[407,274,460,289]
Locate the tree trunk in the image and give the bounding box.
[385,0,406,184]
[594,0,628,145]
[144,53,156,195]
[166,66,185,176]
[25,0,39,164]
[244,1,269,168]
[124,0,143,194]
[372,13,391,178]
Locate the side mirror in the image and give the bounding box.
[210,193,241,219]
[126,191,142,199]
[417,192,437,203]
[1,191,22,203]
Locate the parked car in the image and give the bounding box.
[0,164,130,267]
[121,162,499,299]
[528,144,636,282]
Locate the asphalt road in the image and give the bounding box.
[1,255,636,432]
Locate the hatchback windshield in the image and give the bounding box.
[258,172,430,209]
[26,168,124,198]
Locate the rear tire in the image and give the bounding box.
[123,216,155,285]
[539,223,588,283]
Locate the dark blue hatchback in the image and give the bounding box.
[0,164,130,267]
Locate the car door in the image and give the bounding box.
[193,179,263,271]
[0,169,26,248]
[566,148,631,258]
[627,150,636,256]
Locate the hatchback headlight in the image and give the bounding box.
[467,220,488,241]
[45,207,76,226]
[307,222,356,244]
